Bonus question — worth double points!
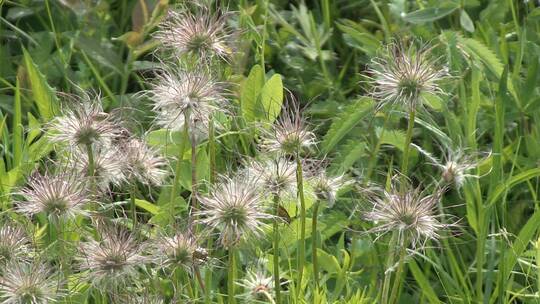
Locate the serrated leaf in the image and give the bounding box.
[321,98,374,154]
[259,74,283,123]
[22,48,58,121]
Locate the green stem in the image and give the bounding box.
[381,231,398,304]
[273,194,282,304]
[296,155,306,299]
[388,237,408,304]
[401,109,416,177]
[208,115,216,185]
[85,143,95,177]
[130,184,137,228]
[190,117,198,225]
[366,113,391,180]
[312,200,321,289]
[170,112,190,207]
[228,247,237,304]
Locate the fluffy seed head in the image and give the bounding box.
[16,171,90,221]
[0,261,62,304]
[237,269,275,302]
[196,175,272,247]
[260,106,316,156]
[153,232,207,270]
[368,41,448,110]
[154,7,233,61]
[120,138,168,186]
[77,225,149,288]
[149,69,226,135]
[364,183,447,248]
[308,170,351,208]
[68,147,125,191]
[245,157,297,196]
[48,97,119,150]
[0,224,31,266]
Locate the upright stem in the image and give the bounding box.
[170,112,190,207]
[388,237,408,304]
[296,155,306,299]
[85,143,95,177]
[312,200,321,289]
[190,118,198,222]
[401,109,416,177]
[228,247,237,304]
[381,231,398,304]
[272,194,282,304]
[130,184,137,228]
[208,115,216,185]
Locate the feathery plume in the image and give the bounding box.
[120,137,168,186]
[77,225,149,288]
[364,181,448,248]
[367,40,448,110]
[149,69,226,137]
[245,157,297,196]
[154,6,233,61]
[0,261,63,304]
[67,146,125,191]
[308,170,351,208]
[16,171,90,221]
[237,268,276,303]
[153,231,207,270]
[196,175,272,247]
[0,223,31,266]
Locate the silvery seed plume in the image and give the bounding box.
[16,171,90,221]
[237,268,275,303]
[416,145,486,189]
[120,137,168,186]
[149,69,226,137]
[48,96,120,150]
[153,231,207,270]
[0,223,31,266]
[245,157,297,196]
[260,104,316,156]
[0,261,63,304]
[367,41,448,110]
[77,225,149,288]
[196,174,272,247]
[121,294,164,304]
[364,182,448,249]
[67,146,125,191]
[308,168,352,208]
[154,6,233,61]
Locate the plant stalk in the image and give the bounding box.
[228,246,237,304]
[401,109,416,178]
[296,154,306,299]
[312,200,321,289]
[273,193,282,304]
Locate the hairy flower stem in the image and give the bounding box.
[312,200,321,289]
[273,194,282,304]
[130,184,137,228]
[401,109,416,180]
[388,237,408,304]
[296,155,306,299]
[366,113,391,180]
[381,231,398,304]
[209,115,216,185]
[85,144,95,177]
[228,247,237,304]
[170,112,190,209]
[190,120,198,226]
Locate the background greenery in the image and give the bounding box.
[1,0,540,303]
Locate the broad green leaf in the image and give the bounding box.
[135,199,160,215]
[241,65,264,123]
[403,5,458,24]
[22,48,58,121]
[321,97,373,154]
[459,10,475,32]
[259,74,284,123]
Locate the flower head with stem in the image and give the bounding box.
[245,157,297,197]
[120,137,168,187]
[154,5,233,61]
[0,223,32,266]
[0,261,64,304]
[149,68,227,137]
[47,93,120,151]
[367,40,448,111]
[152,231,207,270]
[307,163,352,208]
[237,268,276,303]
[196,174,272,248]
[364,180,449,249]
[16,170,90,221]
[260,103,316,156]
[77,224,150,288]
